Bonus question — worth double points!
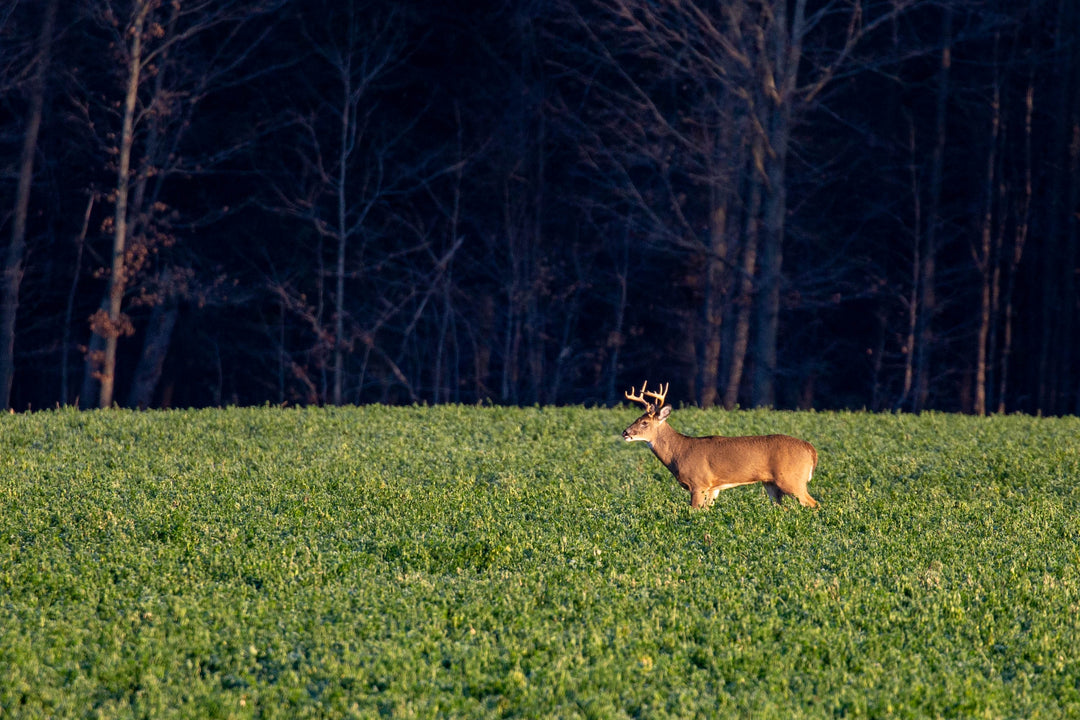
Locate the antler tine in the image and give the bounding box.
[643,381,669,408]
[625,380,669,415]
[624,381,654,411]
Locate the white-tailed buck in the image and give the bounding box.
[622,381,819,508]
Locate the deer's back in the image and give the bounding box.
[693,433,816,477]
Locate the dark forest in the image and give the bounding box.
[2,0,1078,413]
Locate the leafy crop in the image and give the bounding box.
[2,406,1079,718]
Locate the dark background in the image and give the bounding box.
[2,0,1077,414]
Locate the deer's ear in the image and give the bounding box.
[657,405,672,421]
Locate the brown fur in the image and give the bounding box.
[623,406,819,509]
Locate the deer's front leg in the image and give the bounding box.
[690,488,710,508]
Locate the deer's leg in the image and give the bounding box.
[690,488,710,508]
[763,482,785,505]
[775,472,819,508]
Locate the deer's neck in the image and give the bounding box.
[647,424,690,469]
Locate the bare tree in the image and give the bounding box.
[1037,0,1080,414]
[0,0,58,410]
[747,0,923,407]
[560,0,920,407]
[261,2,432,404]
[997,64,1033,414]
[77,0,284,408]
[552,0,751,406]
[972,32,1002,416]
[909,6,952,413]
[723,136,763,409]
[896,109,921,410]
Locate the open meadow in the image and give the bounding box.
[2,405,1079,718]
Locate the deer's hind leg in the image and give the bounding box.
[774,472,818,508]
[763,482,785,505]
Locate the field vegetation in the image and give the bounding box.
[2,406,1079,718]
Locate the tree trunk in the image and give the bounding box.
[751,0,804,408]
[724,141,763,410]
[1062,1,1080,414]
[80,300,108,408]
[62,194,95,406]
[472,296,491,400]
[1,0,57,410]
[127,279,179,409]
[697,201,727,408]
[870,309,887,410]
[1037,0,1078,415]
[973,242,993,416]
[751,137,786,408]
[974,45,1001,416]
[996,69,1034,414]
[333,55,350,407]
[98,2,152,409]
[606,226,629,406]
[913,7,952,412]
[898,112,921,410]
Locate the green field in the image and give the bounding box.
[2,405,1079,718]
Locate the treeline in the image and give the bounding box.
[2,0,1078,413]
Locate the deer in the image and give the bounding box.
[622,381,819,509]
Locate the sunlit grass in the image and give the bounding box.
[2,406,1079,718]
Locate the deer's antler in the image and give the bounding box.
[625,380,669,415]
[644,381,669,409]
[625,382,651,410]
